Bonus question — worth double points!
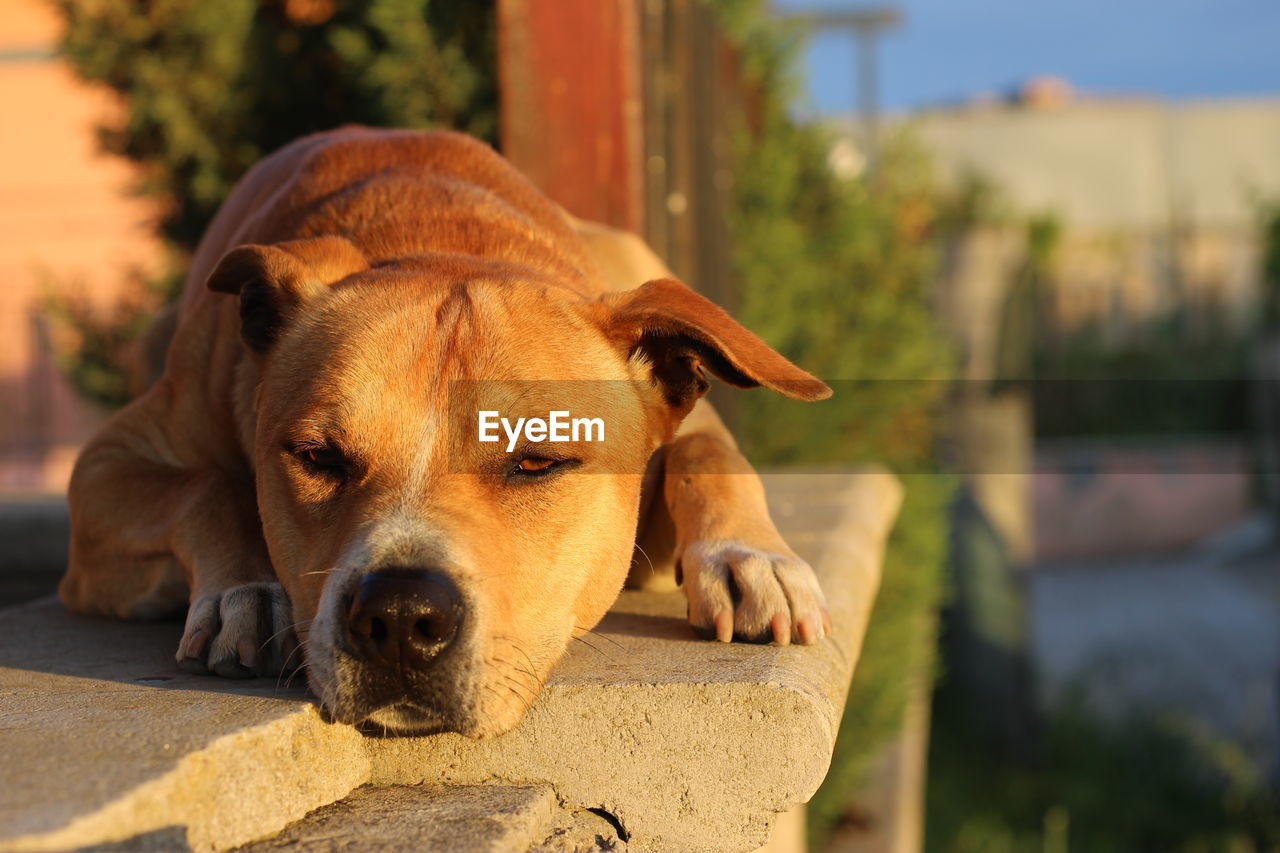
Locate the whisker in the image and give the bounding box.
[576,625,626,653]
[481,683,521,717]
[279,639,311,691]
[491,655,541,686]
[571,635,606,657]
[634,543,656,577]
[499,675,535,714]
[494,635,541,681]
[515,643,540,678]
[260,619,306,650]
[274,638,308,687]
[491,654,543,698]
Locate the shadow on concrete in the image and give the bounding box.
[592,602,693,643]
[71,826,190,852]
[0,596,312,704]
[0,588,699,702]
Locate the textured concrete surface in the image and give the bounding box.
[0,604,368,853]
[232,783,626,853]
[0,470,901,853]
[233,785,560,853]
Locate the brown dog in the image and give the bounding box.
[59,128,832,737]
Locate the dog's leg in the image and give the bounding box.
[60,406,295,678]
[661,400,831,645]
[571,217,829,644]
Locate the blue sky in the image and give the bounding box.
[773,0,1280,115]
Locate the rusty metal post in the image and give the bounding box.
[497,0,647,233]
[497,0,742,428]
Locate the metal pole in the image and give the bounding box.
[780,6,902,177]
[856,24,878,174]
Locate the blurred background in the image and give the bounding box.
[1,0,1278,850]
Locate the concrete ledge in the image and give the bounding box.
[0,494,69,608]
[0,470,902,853]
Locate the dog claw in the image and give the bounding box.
[181,627,209,659]
[796,611,830,645]
[715,610,734,643]
[178,655,209,675]
[210,656,255,680]
[770,613,792,646]
[236,637,258,669]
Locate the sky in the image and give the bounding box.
[772,0,1280,116]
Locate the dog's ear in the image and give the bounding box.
[206,235,367,352]
[598,278,831,418]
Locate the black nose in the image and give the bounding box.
[346,568,461,672]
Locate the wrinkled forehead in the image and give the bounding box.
[261,276,631,428]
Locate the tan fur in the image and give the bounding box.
[60,128,831,737]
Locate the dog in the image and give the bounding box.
[59,127,832,737]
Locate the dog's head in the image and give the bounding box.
[207,234,829,736]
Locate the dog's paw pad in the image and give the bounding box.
[176,582,298,678]
[680,541,830,645]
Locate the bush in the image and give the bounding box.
[57,0,496,252]
[52,0,496,397]
[711,3,955,845]
[1032,323,1251,438]
[927,683,1280,853]
[42,264,180,408]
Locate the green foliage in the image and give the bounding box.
[812,479,950,842]
[927,684,1280,853]
[993,213,1060,388]
[1261,200,1280,334]
[42,264,180,408]
[708,2,955,845]
[1034,322,1250,438]
[52,0,496,402]
[57,0,496,253]
[933,169,1010,236]
[1017,210,1251,438]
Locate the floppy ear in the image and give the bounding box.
[599,278,831,416]
[206,235,367,352]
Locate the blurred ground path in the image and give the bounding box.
[1029,514,1280,766]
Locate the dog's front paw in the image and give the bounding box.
[176,582,297,678]
[679,541,831,645]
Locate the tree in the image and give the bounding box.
[58,0,496,252]
[53,0,496,404]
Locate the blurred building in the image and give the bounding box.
[0,0,162,491]
[908,86,1280,341]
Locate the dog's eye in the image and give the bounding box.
[292,443,348,478]
[516,457,559,473]
[505,455,580,481]
[511,456,582,479]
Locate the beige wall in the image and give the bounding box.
[0,0,162,490]
[898,97,1280,341]
[911,98,1280,231]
